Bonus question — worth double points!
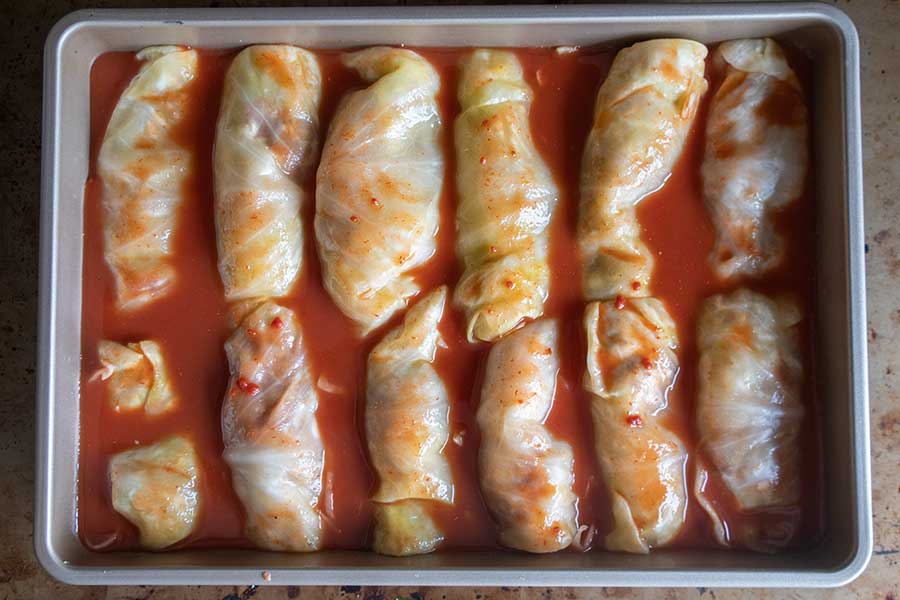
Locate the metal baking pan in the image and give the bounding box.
[36,3,869,587]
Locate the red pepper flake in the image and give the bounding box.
[504,280,515,289]
[236,377,255,393]
[489,245,497,254]
[641,356,653,370]
[271,317,284,329]
[479,156,487,165]
[481,118,490,127]
[237,377,261,396]
[614,295,626,310]
[626,414,643,428]
[370,197,380,207]
[631,280,642,291]
[349,215,360,223]
[246,328,257,337]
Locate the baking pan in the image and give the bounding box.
[36,3,869,587]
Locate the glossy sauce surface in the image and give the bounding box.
[80,45,821,552]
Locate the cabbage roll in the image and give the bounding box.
[454,50,557,342]
[93,339,176,415]
[702,39,808,280]
[579,40,707,300]
[214,45,321,302]
[366,286,452,555]
[315,47,443,334]
[98,46,198,311]
[584,298,687,553]
[477,319,577,553]
[109,435,199,549]
[695,289,804,550]
[221,301,324,551]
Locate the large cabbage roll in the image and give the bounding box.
[214,45,321,302]
[454,50,557,343]
[695,289,804,550]
[702,39,808,280]
[99,46,198,311]
[92,339,176,415]
[221,301,324,551]
[584,298,687,553]
[477,319,577,553]
[366,286,453,555]
[109,435,200,549]
[579,40,707,300]
[315,47,443,334]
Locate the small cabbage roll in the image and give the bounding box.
[702,39,808,280]
[454,50,557,342]
[93,339,176,415]
[366,287,452,555]
[99,46,198,311]
[477,319,577,553]
[579,40,707,300]
[695,289,804,550]
[214,45,321,302]
[315,47,443,334]
[584,298,687,553]
[109,435,200,549]
[221,301,324,551]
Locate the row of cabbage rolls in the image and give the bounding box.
[97,38,808,555]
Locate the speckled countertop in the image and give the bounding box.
[2,0,897,598]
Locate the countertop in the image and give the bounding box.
[2,1,897,598]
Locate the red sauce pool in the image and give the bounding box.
[79,45,822,552]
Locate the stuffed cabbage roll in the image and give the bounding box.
[93,339,176,415]
[702,39,808,280]
[695,289,804,550]
[366,286,452,555]
[579,40,707,300]
[99,46,197,311]
[109,435,200,549]
[477,319,577,553]
[214,45,321,302]
[454,50,557,342]
[315,47,443,334]
[584,298,687,553]
[221,301,324,551]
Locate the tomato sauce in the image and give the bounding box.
[79,44,821,553]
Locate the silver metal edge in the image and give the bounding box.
[828,0,874,587]
[34,6,73,586]
[25,2,869,27]
[35,2,871,587]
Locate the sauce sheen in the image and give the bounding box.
[80,44,821,552]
